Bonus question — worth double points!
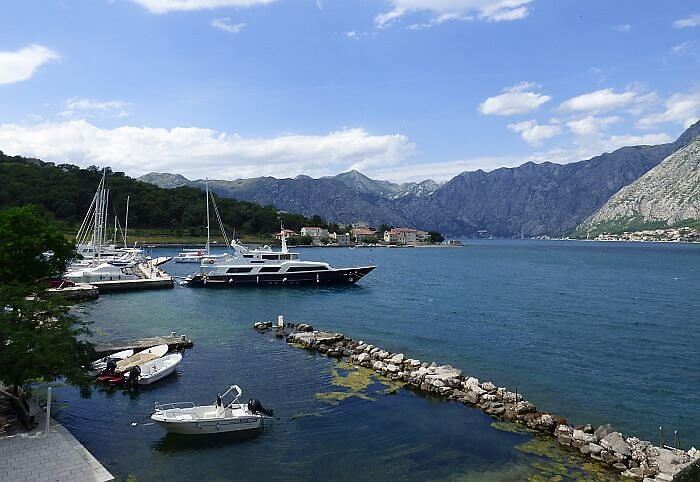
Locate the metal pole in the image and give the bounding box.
[659,426,663,448]
[45,387,52,435]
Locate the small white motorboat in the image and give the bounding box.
[126,353,182,385]
[151,385,272,435]
[115,344,169,373]
[87,349,134,376]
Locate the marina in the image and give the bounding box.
[42,242,699,481]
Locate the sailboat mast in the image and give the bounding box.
[205,178,211,255]
[124,195,130,248]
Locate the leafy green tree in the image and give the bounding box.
[0,206,95,396]
[428,231,445,243]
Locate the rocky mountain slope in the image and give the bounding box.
[577,139,700,235]
[140,121,700,237]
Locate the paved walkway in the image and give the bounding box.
[0,401,113,482]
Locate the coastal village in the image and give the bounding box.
[276,222,455,247]
[592,227,700,243]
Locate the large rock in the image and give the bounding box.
[601,432,631,457]
[389,353,404,365]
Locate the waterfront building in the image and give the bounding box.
[352,227,377,243]
[274,229,298,240]
[331,232,352,246]
[301,226,329,238]
[384,227,418,245]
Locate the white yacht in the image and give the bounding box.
[64,262,140,284]
[185,233,375,287]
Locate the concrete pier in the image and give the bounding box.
[94,332,193,354]
[0,397,113,482]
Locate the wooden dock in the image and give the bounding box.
[94,333,193,354]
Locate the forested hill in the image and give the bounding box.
[0,152,324,235]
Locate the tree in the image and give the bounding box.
[0,206,95,396]
[428,231,444,243]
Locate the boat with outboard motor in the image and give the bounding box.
[124,352,182,385]
[184,233,375,287]
[87,349,134,377]
[151,385,272,435]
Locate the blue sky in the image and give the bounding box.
[0,0,699,182]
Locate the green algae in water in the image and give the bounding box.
[516,436,631,481]
[315,361,402,405]
[490,420,536,435]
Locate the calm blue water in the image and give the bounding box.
[54,240,700,481]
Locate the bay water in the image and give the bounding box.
[53,240,700,481]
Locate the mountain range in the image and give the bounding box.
[578,138,700,236]
[140,120,700,237]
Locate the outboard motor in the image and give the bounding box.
[128,365,141,388]
[105,359,117,375]
[247,399,274,417]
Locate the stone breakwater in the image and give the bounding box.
[253,321,700,481]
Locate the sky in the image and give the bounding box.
[0,0,699,183]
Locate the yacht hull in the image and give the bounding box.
[188,266,375,287]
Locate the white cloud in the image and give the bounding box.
[614,24,631,32]
[0,120,414,180]
[0,44,60,85]
[566,115,621,137]
[673,14,700,29]
[558,88,639,114]
[372,156,515,182]
[478,82,551,116]
[671,41,692,55]
[128,0,276,14]
[211,17,246,33]
[60,97,130,118]
[375,0,532,29]
[507,119,561,146]
[600,133,674,151]
[637,90,700,128]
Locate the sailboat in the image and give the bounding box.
[173,179,228,264]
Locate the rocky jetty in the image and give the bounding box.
[254,321,700,481]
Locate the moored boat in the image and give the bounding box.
[114,344,169,373]
[185,231,375,288]
[87,349,134,376]
[151,385,271,435]
[125,353,182,385]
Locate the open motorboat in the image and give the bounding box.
[151,385,272,435]
[96,344,170,384]
[87,349,134,376]
[125,353,182,385]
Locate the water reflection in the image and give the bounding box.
[153,428,263,452]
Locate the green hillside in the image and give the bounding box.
[0,151,325,239]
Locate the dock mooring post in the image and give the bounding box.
[659,426,663,448]
[44,386,52,435]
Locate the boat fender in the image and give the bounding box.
[208,259,215,264]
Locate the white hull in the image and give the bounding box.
[136,353,182,385]
[154,416,261,434]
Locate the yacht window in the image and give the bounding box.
[262,254,279,260]
[226,267,253,273]
[250,260,265,264]
[259,266,280,272]
[286,266,328,272]
[243,254,254,258]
